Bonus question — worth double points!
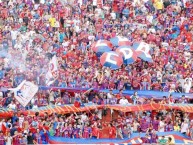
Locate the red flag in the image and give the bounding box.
[2,123,6,134]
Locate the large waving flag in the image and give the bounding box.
[133,42,153,62]
[46,55,58,86]
[100,51,123,69]
[116,46,137,64]
[9,80,38,107]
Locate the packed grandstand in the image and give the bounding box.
[0,0,192,144]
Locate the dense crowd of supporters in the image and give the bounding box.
[0,89,191,111]
[0,0,192,93]
[0,0,192,144]
[0,108,192,144]
[0,89,192,144]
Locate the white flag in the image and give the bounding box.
[46,55,58,86]
[9,80,38,107]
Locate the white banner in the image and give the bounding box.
[9,80,38,107]
[46,55,58,86]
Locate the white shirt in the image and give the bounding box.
[181,122,188,133]
[119,98,129,105]
[0,92,3,97]
[54,21,60,28]
[184,51,191,61]
[56,102,61,105]
[5,136,12,145]
[170,83,176,89]
[75,25,81,33]
[29,30,36,37]
[49,93,54,102]
[62,41,70,47]
[31,98,35,104]
[148,28,156,33]
[180,17,186,25]
[182,0,187,7]
[157,71,162,80]
[40,0,45,4]
[73,19,80,25]
[32,105,38,109]
[184,78,192,93]
[161,42,169,48]
[19,117,24,128]
[19,18,23,23]
[159,121,165,132]
[8,103,16,110]
[110,12,116,20]
[133,122,140,132]
[133,0,140,6]
[88,35,95,41]
[185,77,192,84]
[81,114,88,123]
[34,4,40,10]
[184,83,191,93]
[93,0,97,6]
[78,0,82,6]
[11,30,18,40]
[107,93,113,99]
[104,70,110,77]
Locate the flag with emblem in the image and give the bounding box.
[9,80,38,107]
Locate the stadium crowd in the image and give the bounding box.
[0,106,193,144]
[0,0,192,144]
[0,0,192,92]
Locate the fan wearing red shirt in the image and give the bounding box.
[185,31,192,42]
[72,60,81,68]
[1,8,8,19]
[150,80,162,91]
[108,80,116,89]
[168,94,175,104]
[59,6,66,18]
[141,74,151,84]
[132,79,141,90]
[108,123,116,139]
[90,113,99,124]
[0,80,8,87]
[116,115,124,139]
[67,114,76,126]
[116,89,123,100]
[92,123,100,139]
[13,131,22,145]
[117,114,123,128]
